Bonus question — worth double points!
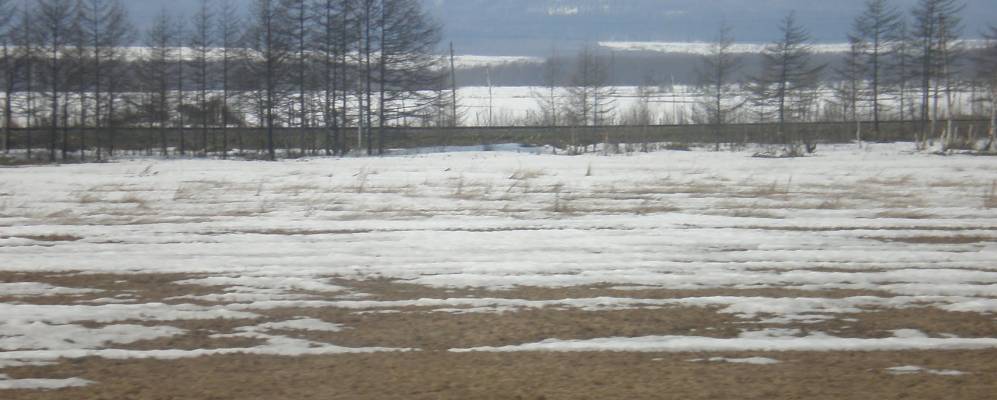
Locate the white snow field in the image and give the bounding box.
[0,143,996,391]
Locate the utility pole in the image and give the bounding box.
[449,41,457,127]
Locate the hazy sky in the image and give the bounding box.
[125,0,997,55]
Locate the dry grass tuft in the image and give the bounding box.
[548,184,571,214]
[816,197,845,210]
[741,178,792,198]
[865,235,996,244]
[510,168,545,181]
[928,179,971,188]
[860,175,913,186]
[11,234,83,242]
[281,183,321,196]
[355,168,370,193]
[721,209,783,219]
[985,181,997,209]
[710,201,782,219]
[117,194,150,209]
[632,200,681,215]
[173,185,197,201]
[874,210,935,219]
[78,193,101,204]
[43,209,77,223]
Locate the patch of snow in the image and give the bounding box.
[451,332,997,353]
[0,360,54,369]
[886,365,924,374]
[689,357,781,365]
[0,377,93,390]
[891,329,929,339]
[453,55,542,68]
[0,322,185,351]
[0,282,101,297]
[175,276,346,294]
[886,365,966,376]
[0,303,257,325]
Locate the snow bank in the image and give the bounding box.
[886,365,966,376]
[689,357,781,365]
[0,377,93,390]
[0,282,101,297]
[450,332,997,353]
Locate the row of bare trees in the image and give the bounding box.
[524,0,993,154]
[701,0,996,153]
[0,0,444,161]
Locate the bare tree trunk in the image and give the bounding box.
[177,45,186,156]
[450,42,457,127]
[989,100,996,152]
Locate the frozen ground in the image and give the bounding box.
[0,143,995,398]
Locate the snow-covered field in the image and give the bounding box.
[1,143,996,396]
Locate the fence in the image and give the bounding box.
[1,119,991,157]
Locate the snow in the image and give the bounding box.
[1,144,995,386]
[0,282,101,297]
[0,303,257,325]
[886,365,967,376]
[450,332,997,353]
[453,55,542,68]
[0,322,185,351]
[690,357,781,365]
[0,377,94,390]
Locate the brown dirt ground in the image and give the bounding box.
[3,350,996,400]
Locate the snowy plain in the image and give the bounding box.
[0,143,995,389]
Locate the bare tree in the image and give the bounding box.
[68,8,89,160]
[190,0,214,156]
[449,41,458,127]
[976,25,997,151]
[338,0,354,154]
[695,22,745,151]
[888,18,917,125]
[281,0,310,155]
[37,0,79,161]
[245,0,293,160]
[911,0,964,146]
[353,0,376,154]
[78,0,133,160]
[567,45,616,127]
[748,11,825,152]
[14,3,38,159]
[175,18,189,156]
[142,11,177,156]
[375,0,443,154]
[217,0,241,158]
[533,47,563,127]
[834,36,868,143]
[0,0,14,154]
[854,0,902,136]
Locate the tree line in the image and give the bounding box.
[0,0,444,162]
[532,0,996,155]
